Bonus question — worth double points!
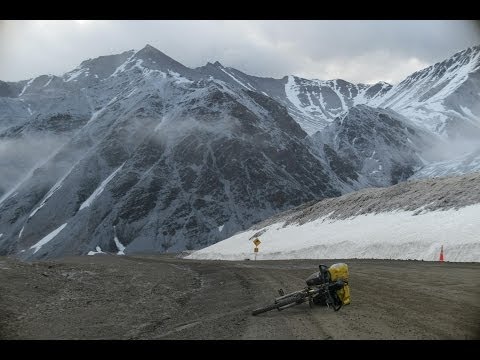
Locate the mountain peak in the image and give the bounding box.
[143,44,157,51]
[203,61,223,68]
[132,44,198,79]
[135,44,169,58]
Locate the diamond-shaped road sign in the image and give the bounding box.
[253,238,261,246]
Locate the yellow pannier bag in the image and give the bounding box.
[328,263,351,305]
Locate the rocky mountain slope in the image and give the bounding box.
[0,44,479,259]
[0,46,347,259]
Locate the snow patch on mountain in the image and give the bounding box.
[169,71,193,85]
[124,87,137,98]
[114,234,126,256]
[29,162,78,219]
[79,162,125,211]
[18,78,34,97]
[87,246,105,256]
[65,68,88,82]
[110,54,136,77]
[43,75,54,88]
[220,68,253,90]
[85,96,118,126]
[30,223,68,254]
[285,75,308,116]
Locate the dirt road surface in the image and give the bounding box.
[0,255,478,339]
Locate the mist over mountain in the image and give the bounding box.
[0,44,478,259]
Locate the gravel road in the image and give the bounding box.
[0,255,478,339]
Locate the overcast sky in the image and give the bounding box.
[1,20,479,84]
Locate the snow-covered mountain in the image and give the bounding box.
[411,147,480,179]
[309,105,437,187]
[0,44,479,259]
[281,77,391,134]
[197,45,480,139]
[0,45,347,259]
[197,62,392,135]
[187,172,480,262]
[371,46,480,140]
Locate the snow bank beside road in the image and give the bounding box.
[187,204,480,262]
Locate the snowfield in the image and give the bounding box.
[187,204,480,262]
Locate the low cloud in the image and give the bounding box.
[1,20,479,84]
[0,133,68,200]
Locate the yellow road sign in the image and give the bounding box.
[254,247,259,253]
[253,238,261,246]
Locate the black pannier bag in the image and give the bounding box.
[305,264,331,286]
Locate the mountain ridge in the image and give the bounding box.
[0,43,479,259]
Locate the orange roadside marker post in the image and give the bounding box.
[439,245,444,262]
